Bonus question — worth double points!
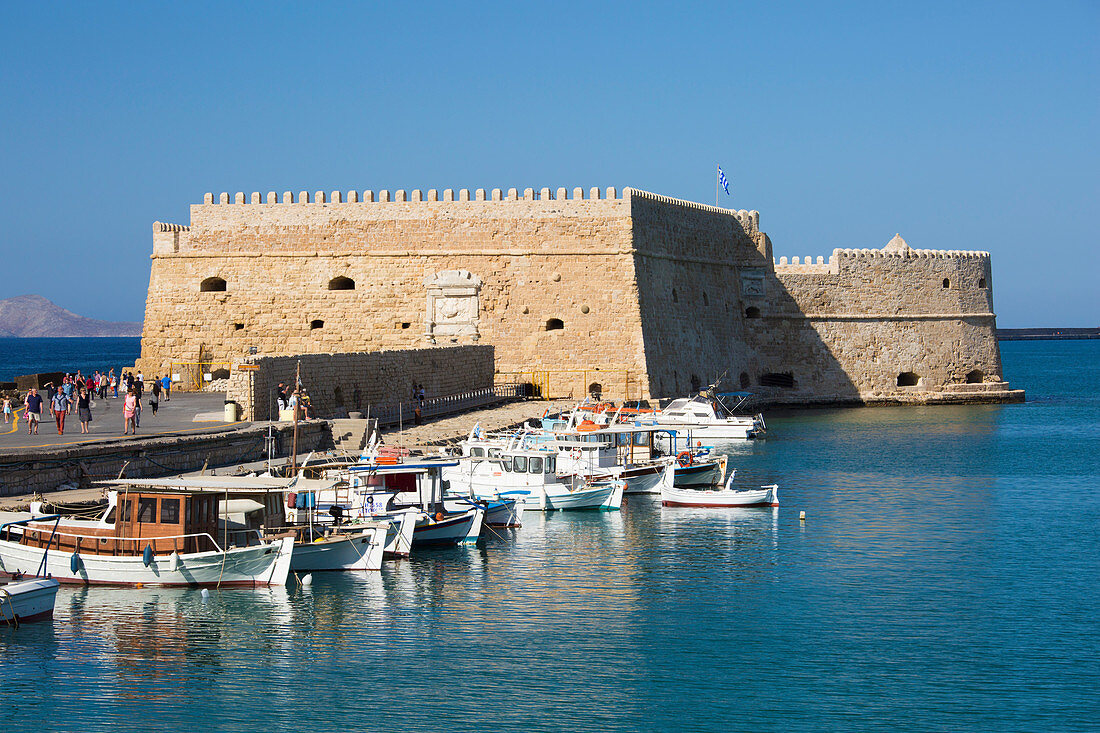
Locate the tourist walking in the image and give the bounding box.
[23,388,42,435]
[123,387,138,434]
[77,388,93,433]
[2,396,11,424]
[50,388,70,435]
[161,374,171,401]
[110,370,118,398]
[150,379,161,416]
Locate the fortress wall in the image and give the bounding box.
[757,248,1004,401]
[628,193,769,397]
[225,345,494,421]
[138,190,649,397]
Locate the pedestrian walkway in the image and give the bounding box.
[0,392,237,452]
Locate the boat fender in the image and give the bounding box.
[676,451,693,468]
[286,492,297,509]
[435,512,445,521]
[70,551,81,574]
[169,552,181,572]
[142,544,153,567]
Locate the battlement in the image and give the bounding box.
[201,186,630,206]
[152,222,190,233]
[833,247,990,260]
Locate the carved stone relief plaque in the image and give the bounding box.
[740,268,765,299]
[425,270,481,341]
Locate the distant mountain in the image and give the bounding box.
[0,295,142,337]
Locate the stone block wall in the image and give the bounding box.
[138,185,1020,407]
[138,188,648,397]
[224,345,495,421]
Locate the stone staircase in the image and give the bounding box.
[330,418,376,452]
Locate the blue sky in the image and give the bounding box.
[0,1,1095,326]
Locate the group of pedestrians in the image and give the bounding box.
[4,368,175,438]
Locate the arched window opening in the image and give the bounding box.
[759,372,795,389]
[233,323,244,331]
[703,292,709,306]
[328,276,355,291]
[966,369,984,384]
[897,372,920,387]
[200,277,226,292]
[978,278,987,288]
[740,372,751,389]
[942,278,950,289]
[588,382,603,399]
[672,289,678,303]
[745,306,761,319]
[310,319,324,330]
[545,318,564,331]
[210,368,230,381]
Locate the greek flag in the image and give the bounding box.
[718,166,730,195]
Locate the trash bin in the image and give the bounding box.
[224,401,239,422]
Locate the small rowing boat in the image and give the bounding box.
[660,469,779,508]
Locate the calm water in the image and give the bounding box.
[2,340,1098,732]
[0,337,142,382]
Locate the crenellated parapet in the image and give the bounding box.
[200,186,629,205]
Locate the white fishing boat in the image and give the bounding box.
[661,468,779,507]
[0,481,296,588]
[1,576,60,626]
[650,391,766,440]
[0,526,61,626]
[529,419,724,490]
[442,446,624,511]
[288,525,387,572]
[337,459,486,545]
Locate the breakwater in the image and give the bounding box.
[0,421,327,498]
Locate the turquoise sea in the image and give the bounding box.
[2,340,1098,732]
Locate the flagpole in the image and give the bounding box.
[716,165,720,207]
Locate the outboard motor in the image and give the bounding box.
[328,504,345,526]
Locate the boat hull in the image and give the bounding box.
[662,484,779,508]
[410,508,484,546]
[673,460,724,488]
[621,464,666,494]
[0,536,295,588]
[0,577,60,624]
[290,528,385,571]
[517,482,622,511]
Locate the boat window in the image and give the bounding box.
[514,456,528,473]
[488,449,501,458]
[161,498,180,524]
[666,400,689,410]
[616,433,629,446]
[104,506,117,524]
[501,458,511,472]
[137,498,157,523]
[471,447,485,457]
[692,412,709,418]
[529,456,543,474]
[545,456,555,473]
[120,500,133,523]
[633,433,649,446]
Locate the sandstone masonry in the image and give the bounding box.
[137,186,1022,405]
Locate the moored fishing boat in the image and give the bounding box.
[1,576,60,626]
[0,483,295,588]
[660,469,779,508]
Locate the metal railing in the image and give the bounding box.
[367,384,523,428]
[494,369,636,401]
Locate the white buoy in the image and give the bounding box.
[301,573,313,587]
[200,588,210,601]
[799,511,806,521]
[169,552,181,572]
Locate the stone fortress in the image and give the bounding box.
[136,185,1023,410]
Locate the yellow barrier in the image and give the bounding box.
[495,368,636,401]
[169,361,234,392]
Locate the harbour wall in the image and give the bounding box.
[0,421,328,498]
[224,345,495,421]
